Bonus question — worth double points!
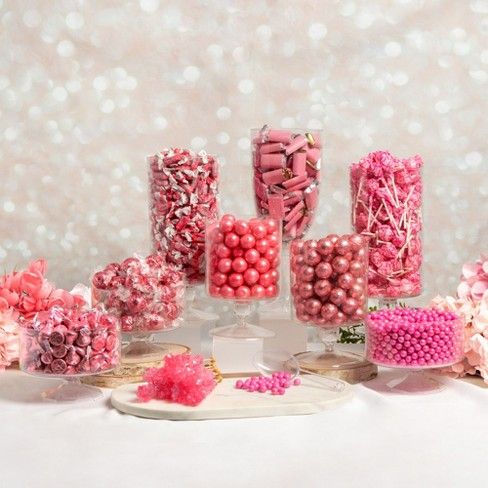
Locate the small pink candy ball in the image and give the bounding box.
[235,286,251,299]
[264,247,278,263]
[338,272,354,289]
[269,269,278,283]
[335,236,351,255]
[298,282,314,299]
[317,238,334,256]
[330,287,347,305]
[314,279,332,298]
[304,250,321,266]
[349,282,364,299]
[220,214,235,233]
[228,273,244,288]
[255,258,271,274]
[234,219,250,236]
[265,218,278,234]
[220,284,235,298]
[267,233,279,248]
[341,297,358,315]
[348,234,365,252]
[243,268,260,285]
[251,284,266,298]
[332,256,350,274]
[291,254,305,271]
[232,257,248,273]
[265,285,277,298]
[224,232,240,248]
[305,298,322,316]
[299,265,315,281]
[333,311,347,326]
[349,260,365,277]
[329,234,339,244]
[315,262,333,279]
[212,272,227,286]
[245,248,260,264]
[254,238,268,254]
[217,258,233,274]
[215,244,231,259]
[233,248,244,258]
[259,272,273,288]
[303,239,318,252]
[321,303,338,320]
[240,233,256,249]
[291,239,305,255]
[250,221,267,239]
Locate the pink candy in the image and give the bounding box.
[290,234,368,327]
[235,371,301,395]
[252,127,321,240]
[350,151,423,299]
[19,306,120,376]
[148,148,219,284]
[457,254,488,302]
[137,353,216,406]
[92,254,184,333]
[366,307,463,367]
[206,215,281,300]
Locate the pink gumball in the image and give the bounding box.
[305,298,322,316]
[215,244,231,258]
[232,257,248,273]
[349,282,364,299]
[291,240,305,255]
[330,287,346,305]
[251,284,266,298]
[329,234,339,244]
[212,272,227,286]
[243,268,260,286]
[217,258,232,274]
[233,248,244,258]
[335,237,351,255]
[303,240,318,252]
[209,285,221,297]
[219,215,235,233]
[224,232,240,248]
[251,222,267,239]
[341,297,358,315]
[245,248,260,264]
[228,273,244,288]
[321,303,338,320]
[267,233,279,248]
[235,285,251,299]
[298,282,314,299]
[220,285,235,298]
[333,311,346,325]
[297,312,312,323]
[265,218,278,234]
[265,285,277,298]
[255,258,271,274]
[338,272,354,289]
[298,265,315,281]
[269,269,278,283]
[255,238,269,254]
[315,262,332,279]
[317,238,334,256]
[314,279,331,298]
[348,234,364,252]
[214,232,224,243]
[304,250,321,266]
[349,260,364,277]
[291,254,305,271]
[234,220,250,236]
[240,234,256,249]
[264,247,278,262]
[332,256,350,274]
[259,272,273,288]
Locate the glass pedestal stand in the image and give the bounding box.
[210,301,275,339]
[294,329,377,384]
[41,376,104,402]
[184,284,219,322]
[122,329,184,363]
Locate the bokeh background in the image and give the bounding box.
[0,0,487,302]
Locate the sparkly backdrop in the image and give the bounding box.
[0,0,487,303]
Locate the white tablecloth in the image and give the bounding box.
[1,367,487,488]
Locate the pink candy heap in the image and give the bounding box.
[252,127,321,240]
[148,148,219,284]
[457,254,488,302]
[291,234,368,327]
[92,254,184,334]
[207,215,281,300]
[19,306,120,375]
[366,307,463,368]
[235,371,301,395]
[350,151,423,298]
[137,353,216,406]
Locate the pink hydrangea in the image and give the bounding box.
[137,353,216,406]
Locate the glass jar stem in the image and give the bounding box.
[319,328,339,353]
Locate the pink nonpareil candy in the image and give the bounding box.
[234,370,300,395]
[350,151,423,299]
[252,126,322,241]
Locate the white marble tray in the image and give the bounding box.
[111,376,352,420]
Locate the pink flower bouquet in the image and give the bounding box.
[0,259,85,369]
[430,253,488,382]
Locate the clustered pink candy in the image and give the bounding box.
[291,233,368,327]
[207,215,281,300]
[92,254,184,333]
[235,371,301,395]
[457,254,488,302]
[350,151,423,298]
[148,148,219,284]
[366,307,463,368]
[19,306,120,376]
[252,127,321,241]
[137,353,216,406]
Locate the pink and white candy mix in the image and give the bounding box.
[351,151,423,299]
[457,253,488,302]
[148,148,219,284]
[19,307,120,376]
[137,353,216,406]
[366,307,463,368]
[290,234,368,327]
[252,127,321,241]
[92,254,185,333]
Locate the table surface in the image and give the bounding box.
[1,366,487,488]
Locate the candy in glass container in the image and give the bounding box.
[290,233,373,377]
[91,254,185,360]
[350,151,423,306]
[206,214,281,338]
[365,307,464,393]
[251,126,323,316]
[147,147,219,323]
[19,306,121,402]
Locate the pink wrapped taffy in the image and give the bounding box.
[350,151,423,299]
[252,127,321,241]
[290,233,368,327]
[92,254,184,333]
[148,148,219,284]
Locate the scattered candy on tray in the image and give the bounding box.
[148,148,219,284]
[350,150,423,299]
[92,254,185,333]
[206,215,281,300]
[252,126,321,241]
[235,371,301,395]
[366,307,463,367]
[290,233,368,327]
[19,306,120,375]
[137,353,216,406]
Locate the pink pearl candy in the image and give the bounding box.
[235,370,301,396]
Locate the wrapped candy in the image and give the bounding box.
[290,233,368,327]
[19,306,120,375]
[350,151,423,299]
[252,127,321,241]
[148,148,219,284]
[92,254,185,333]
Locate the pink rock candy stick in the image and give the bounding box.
[366,307,463,367]
[148,148,219,284]
[350,151,423,299]
[252,127,321,241]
